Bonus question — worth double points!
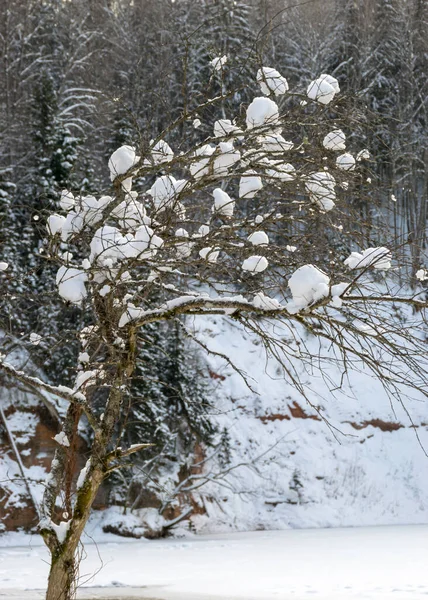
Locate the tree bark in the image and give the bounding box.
[42,324,137,600]
[46,550,77,600]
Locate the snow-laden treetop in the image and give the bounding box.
[43,66,395,332]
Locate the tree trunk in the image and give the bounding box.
[40,314,136,599]
[46,550,77,600]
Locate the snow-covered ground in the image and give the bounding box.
[1,525,428,599]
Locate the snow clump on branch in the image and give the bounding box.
[213,188,235,217]
[288,264,330,310]
[260,133,293,153]
[336,153,356,171]
[246,97,279,129]
[239,171,263,198]
[305,171,336,211]
[148,175,187,211]
[416,269,428,282]
[59,189,75,211]
[47,64,373,319]
[213,119,242,139]
[210,55,227,71]
[344,248,392,270]
[257,67,289,96]
[151,139,174,164]
[307,74,340,105]
[108,145,140,181]
[56,266,88,304]
[323,130,346,151]
[242,255,269,273]
[189,145,216,180]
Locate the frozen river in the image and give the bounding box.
[1,525,428,599]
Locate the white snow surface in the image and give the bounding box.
[169,310,428,536]
[2,526,428,599]
[2,295,428,598]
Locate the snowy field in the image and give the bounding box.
[1,525,428,599]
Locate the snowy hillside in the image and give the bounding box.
[1,306,428,539]
[179,316,428,532]
[83,310,428,538]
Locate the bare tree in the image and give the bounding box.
[0,64,427,600]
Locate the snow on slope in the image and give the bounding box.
[180,315,428,532]
[1,303,427,538]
